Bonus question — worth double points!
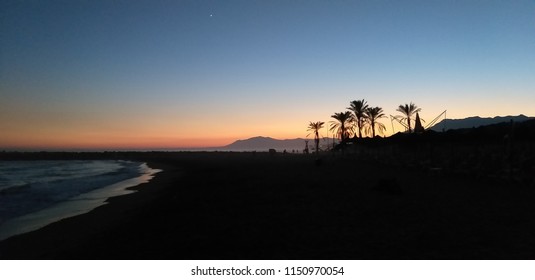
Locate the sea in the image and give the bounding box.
[0,160,159,241]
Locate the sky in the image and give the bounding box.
[1,0,535,150]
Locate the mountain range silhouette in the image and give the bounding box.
[429,114,533,131]
[224,115,533,151]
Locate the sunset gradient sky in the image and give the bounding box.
[1,0,535,150]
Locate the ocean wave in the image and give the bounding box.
[0,183,32,195]
[0,160,144,224]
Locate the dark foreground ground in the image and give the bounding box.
[1,151,535,259]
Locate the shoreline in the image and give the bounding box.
[0,162,161,241]
[0,157,182,259]
[1,152,535,259]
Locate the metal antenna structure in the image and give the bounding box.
[390,110,447,134]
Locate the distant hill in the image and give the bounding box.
[429,115,534,131]
[222,136,312,152]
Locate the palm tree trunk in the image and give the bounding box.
[358,119,363,138]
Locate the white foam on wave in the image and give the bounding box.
[0,160,126,191]
[0,160,142,222]
[0,162,161,241]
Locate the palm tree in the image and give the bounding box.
[348,99,368,139]
[307,121,325,155]
[365,106,386,137]
[330,111,354,143]
[396,102,421,133]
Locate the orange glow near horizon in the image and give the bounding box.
[2,86,534,150]
[0,133,239,150]
[2,104,534,150]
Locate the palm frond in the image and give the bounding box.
[365,106,386,137]
[396,102,421,133]
[348,99,368,138]
[330,111,354,141]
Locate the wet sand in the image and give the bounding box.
[1,152,535,259]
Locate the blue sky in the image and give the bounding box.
[1,0,535,148]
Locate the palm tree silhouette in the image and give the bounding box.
[330,111,354,144]
[396,102,421,133]
[365,106,386,137]
[348,99,368,139]
[307,121,325,155]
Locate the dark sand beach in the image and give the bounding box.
[1,151,535,259]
